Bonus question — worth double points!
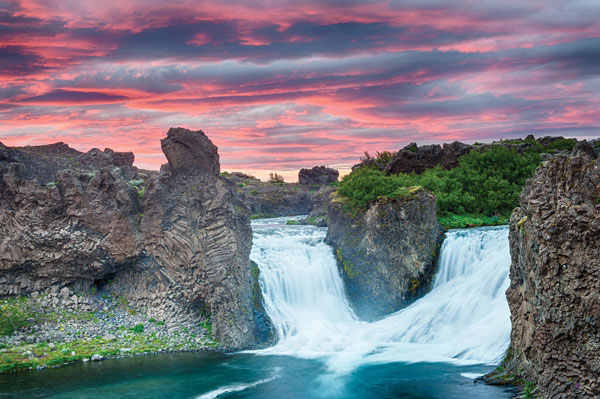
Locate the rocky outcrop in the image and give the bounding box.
[503,151,600,398]
[161,127,219,176]
[325,188,444,320]
[384,144,443,175]
[442,141,472,169]
[301,185,336,226]
[0,127,272,349]
[225,172,315,217]
[298,165,339,185]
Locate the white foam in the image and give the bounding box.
[195,368,281,399]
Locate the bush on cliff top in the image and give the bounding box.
[338,146,541,224]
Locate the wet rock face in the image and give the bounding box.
[298,165,339,185]
[325,189,444,320]
[0,129,271,349]
[506,152,600,398]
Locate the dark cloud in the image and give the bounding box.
[19,89,129,104]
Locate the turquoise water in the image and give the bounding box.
[0,352,514,398]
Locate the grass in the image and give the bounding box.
[250,213,277,219]
[0,295,220,374]
[438,214,509,229]
[0,332,214,374]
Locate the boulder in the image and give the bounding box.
[441,141,472,169]
[78,148,134,168]
[384,144,443,175]
[160,127,219,177]
[571,140,596,158]
[298,165,339,185]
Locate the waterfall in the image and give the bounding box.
[250,217,511,375]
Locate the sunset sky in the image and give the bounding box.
[1,0,599,180]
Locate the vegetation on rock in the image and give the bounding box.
[339,145,544,228]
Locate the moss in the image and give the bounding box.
[409,278,420,296]
[250,261,263,310]
[343,260,357,279]
[335,248,357,279]
[517,216,528,236]
[250,213,276,219]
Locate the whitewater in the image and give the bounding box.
[250,216,512,376]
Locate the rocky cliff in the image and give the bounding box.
[0,128,272,349]
[502,149,600,398]
[325,188,444,320]
[225,165,339,224]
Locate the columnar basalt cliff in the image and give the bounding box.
[503,149,600,398]
[0,128,272,349]
[325,188,444,320]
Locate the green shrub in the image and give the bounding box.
[130,324,144,334]
[545,138,576,152]
[237,183,245,188]
[0,298,36,336]
[268,173,285,183]
[249,189,259,195]
[338,145,542,223]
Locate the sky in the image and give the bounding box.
[1,0,599,180]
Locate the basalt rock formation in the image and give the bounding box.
[351,135,587,175]
[325,188,444,320]
[503,149,600,398]
[0,127,272,349]
[298,165,339,186]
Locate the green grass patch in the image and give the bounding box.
[250,213,277,219]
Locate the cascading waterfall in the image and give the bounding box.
[250,216,511,375]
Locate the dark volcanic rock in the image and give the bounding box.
[325,188,444,320]
[16,142,82,158]
[242,184,313,216]
[571,139,596,158]
[0,129,271,349]
[161,127,219,177]
[301,185,336,226]
[351,158,386,172]
[384,144,443,175]
[298,165,339,185]
[504,152,600,398]
[441,141,472,169]
[78,148,135,168]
